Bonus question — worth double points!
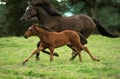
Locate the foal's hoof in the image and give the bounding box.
[22,60,28,65]
[93,58,100,62]
[96,59,100,62]
[22,62,25,66]
[54,53,59,57]
[36,57,40,61]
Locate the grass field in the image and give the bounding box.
[0,35,120,79]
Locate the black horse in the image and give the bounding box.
[21,0,119,61]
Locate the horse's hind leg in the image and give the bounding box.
[71,46,82,62]
[36,41,40,61]
[67,44,77,60]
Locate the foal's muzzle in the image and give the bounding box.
[24,35,28,39]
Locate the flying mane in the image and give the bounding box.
[31,0,62,16]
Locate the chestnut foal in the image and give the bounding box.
[22,24,99,65]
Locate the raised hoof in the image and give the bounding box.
[54,53,59,57]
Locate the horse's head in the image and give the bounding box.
[24,24,38,39]
[21,0,61,23]
[20,4,37,22]
[31,0,62,16]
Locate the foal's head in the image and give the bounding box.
[24,24,38,39]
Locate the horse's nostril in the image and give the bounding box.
[20,18,24,21]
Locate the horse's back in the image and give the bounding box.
[65,14,96,37]
[62,14,95,30]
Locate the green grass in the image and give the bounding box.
[0,35,120,79]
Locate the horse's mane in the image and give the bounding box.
[31,0,62,16]
[38,25,51,32]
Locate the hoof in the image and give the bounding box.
[22,59,28,65]
[93,58,100,62]
[22,62,25,66]
[96,59,100,62]
[54,53,59,57]
[36,57,40,61]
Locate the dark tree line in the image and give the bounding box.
[0,0,120,36]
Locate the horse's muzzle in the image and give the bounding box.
[20,18,26,23]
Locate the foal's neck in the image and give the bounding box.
[36,27,50,40]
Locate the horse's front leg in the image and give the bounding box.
[72,47,82,62]
[22,45,44,65]
[36,41,59,61]
[36,41,40,61]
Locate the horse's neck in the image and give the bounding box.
[36,7,60,24]
[36,27,49,40]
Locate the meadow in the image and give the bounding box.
[0,35,120,79]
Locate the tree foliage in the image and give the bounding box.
[4,0,31,36]
[0,0,120,36]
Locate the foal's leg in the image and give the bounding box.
[76,48,82,62]
[49,47,54,62]
[72,47,82,62]
[22,45,44,65]
[67,44,83,61]
[68,44,82,61]
[68,33,87,60]
[67,44,77,60]
[79,44,100,61]
[36,41,59,61]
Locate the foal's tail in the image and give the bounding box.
[93,18,120,38]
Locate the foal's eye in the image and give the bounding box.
[29,9,32,11]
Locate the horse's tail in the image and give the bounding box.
[77,32,87,45]
[93,18,120,38]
